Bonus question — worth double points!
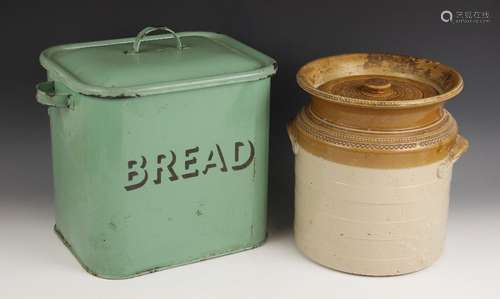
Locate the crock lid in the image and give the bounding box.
[40,27,277,98]
[297,53,463,108]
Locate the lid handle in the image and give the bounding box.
[363,78,392,94]
[133,26,183,53]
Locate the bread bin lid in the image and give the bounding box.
[40,26,277,98]
[297,53,463,108]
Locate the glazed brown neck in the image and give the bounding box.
[310,97,444,131]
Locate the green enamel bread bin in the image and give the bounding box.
[36,26,277,279]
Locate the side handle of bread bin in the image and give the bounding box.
[36,81,73,109]
[287,121,300,155]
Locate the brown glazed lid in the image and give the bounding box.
[290,53,468,168]
[296,53,463,108]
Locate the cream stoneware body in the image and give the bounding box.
[292,144,456,276]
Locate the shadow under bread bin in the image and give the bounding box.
[36,26,277,279]
[288,53,468,276]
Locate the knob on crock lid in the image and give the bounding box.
[297,53,463,108]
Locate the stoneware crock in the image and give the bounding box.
[288,53,468,276]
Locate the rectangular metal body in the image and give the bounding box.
[38,28,276,279]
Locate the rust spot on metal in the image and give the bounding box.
[79,92,142,99]
[108,221,118,231]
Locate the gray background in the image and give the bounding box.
[0,1,499,296]
[2,0,498,226]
